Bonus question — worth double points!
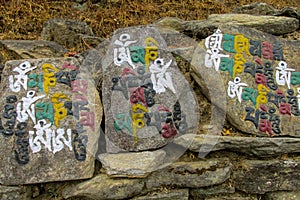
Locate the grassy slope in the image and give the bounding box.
[0,0,299,43]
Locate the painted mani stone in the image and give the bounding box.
[0,57,101,185]
[102,26,199,151]
[200,25,300,137]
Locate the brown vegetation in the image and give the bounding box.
[0,0,299,41]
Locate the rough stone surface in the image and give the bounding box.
[0,40,67,59]
[102,26,199,152]
[0,186,23,200]
[98,150,166,178]
[231,3,278,16]
[79,48,104,84]
[157,27,197,62]
[205,193,258,200]
[183,14,298,36]
[131,189,189,200]
[62,158,231,199]
[233,159,300,194]
[146,158,232,189]
[0,57,102,185]
[266,190,300,200]
[62,173,145,200]
[232,3,300,21]
[190,182,235,198]
[155,14,299,39]
[155,17,185,32]
[41,18,94,49]
[275,7,300,21]
[174,134,300,157]
[191,25,300,137]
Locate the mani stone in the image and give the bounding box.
[102,26,199,152]
[191,25,300,137]
[0,57,102,185]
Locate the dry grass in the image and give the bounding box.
[0,0,299,41]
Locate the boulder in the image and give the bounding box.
[102,25,199,152]
[233,159,300,194]
[0,57,102,185]
[41,18,94,50]
[156,13,299,39]
[182,14,298,37]
[0,40,67,59]
[174,134,300,157]
[232,2,300,21]
[231,3,278,16]
[191,25,300,137]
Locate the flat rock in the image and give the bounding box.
[62,173,145,200]
[182,14,298,37]
[233,159,300,194]
[0,57,102,185]
[146,158,232,189]
[98,150,166,178]
[232,3,300,20]
[231,2,278,16]
[191,25,300,137]
[131,189,189,200]
[41,18,94,50]
[205,193,257,200]
[0,40,67,59]
[174,134,300,157]
[266,191,300,200]
[102,26,199,152]
[190,182,235,198]
[63,158,231,199]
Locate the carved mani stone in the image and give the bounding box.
[0,57,102,185]
[102,26,199,152]
[192,25,300,137]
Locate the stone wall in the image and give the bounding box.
[0,3,299,200]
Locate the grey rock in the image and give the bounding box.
[0,57,102,185]
[80,48,103,84]
[102,25,199,152]
[155,17,185,32]
[231,2,277,16]
[275,7,300,21]
[183,14,298,36]
[62,173,145,200]
[0,186,22,200]
[232,2,300,21]
[190,182,235,198]
[0,40,67,59]
[146,158,232,189]
[233,159,300,194]
[41,18,94,49]
[174,134,300,157]
[98,150,166,178]
[266,190,300,200]
[62,158,231,199]
[131,189,189,200]
[191,25,300,137]
[156,26,197,62]
[205,193,258,200]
